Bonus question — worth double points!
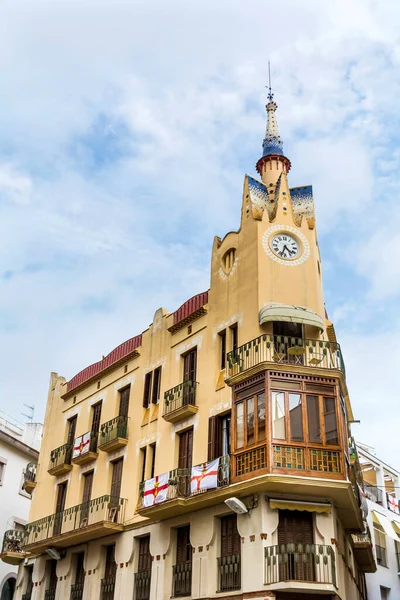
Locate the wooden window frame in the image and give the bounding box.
[219,330,227,370]
[152,367,162,405]
[143,373,152,409]
[233,380,265,452]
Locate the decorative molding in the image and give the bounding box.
[175,336,202,361]
[262,224,310,267]
[209,400,232,416]
[218,256,239,281]
[143,357,167,377]
[212,312,243,340]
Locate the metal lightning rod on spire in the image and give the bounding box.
[267,61,274,101]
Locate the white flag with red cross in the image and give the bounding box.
[73,432,91,458]
[143,473,169,507]
[190,458,219,493]
[388,495,399,514]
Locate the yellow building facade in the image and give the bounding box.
[1,91,375,600]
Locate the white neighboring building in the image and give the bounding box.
[0,414,42,600]
[357,442,400,600]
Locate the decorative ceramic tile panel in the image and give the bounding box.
[273,445,305,470]
[235,446,266,477]
[290,185,315,229]
[309,449,340,473]
[247,175,278,221]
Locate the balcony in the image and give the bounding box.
[137,456,230,517]
[22,592,32,600]
[44,589,56,600]
[48,442,73,476]
[172,563,192,597]
[226,335,344,383]
[264,544,337,594]
[387,493,399,514]
[163,380,199,423]
[23,462,37,494]
[71,431,99,466]
[217,555,241,593]
[24,495,126,553]
[134,571,151,600]
[0,530,27,565]
[70,582,85,600]
[100,576,116,600]
[351,531,376,573]
[99,416,129,453]
[364,484,383,505]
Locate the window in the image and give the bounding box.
[91,402,102,451]
[110,459,123,501]
[140,447,147,482]
[53,482,67,536]
[138,536,151,573]
[374,523,387,567]
[152,367,162,404]
[219,330,227,370]
[135,536,152,600]
[380,586,390,600]
[149,444,156,479]
[222,248,236,274]
[101,544,116,600]
[230,324,238,355]
[307,395,321,443]
[278,510,314,581]
[0,458,6,485]
[119,386,130,417]
[218,515,241,592]
[395,540,400,572]
[289,393,303,441]
[272,391,286,440]
[143,373,152,408]
[208,413,231,460]
[46,560,58,596]
[173,526,192,597]
[235,385,266,450]
[19,469,30,498]
[143,367,163,408]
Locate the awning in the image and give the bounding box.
[259,303,324,331]
[372,511,399,540]
[269,499,331,514]
[391,520,400,536]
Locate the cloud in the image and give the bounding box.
[0,0,400,469]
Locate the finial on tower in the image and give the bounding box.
[267,61,274,101]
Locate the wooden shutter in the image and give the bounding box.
[119,387,130,418]
[208,416,218,461]
[178,429,193,470]
[48,560,58,590]
[110,458,123,500]
[91,402,102,433]
[176,525,192,565]
[26,566,33,595]
[183,349,197,383]
[67,416,77,445]
[278,510,314,581]
[56,482,67,513]
[138,536,152,573]
[75,553,85,584]
[82,472,93,504]
[143,373,152,408]
[221,515,240,557]
[152,367,162,404]
[104,544,116,578]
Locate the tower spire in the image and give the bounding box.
[256,64,291,183]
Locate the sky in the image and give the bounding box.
[1,0,400,469]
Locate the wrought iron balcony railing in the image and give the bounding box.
[24,462,37,484]
[134,571,151,600]
[99,416,128,447]
[2,529,26,554]
[364,484,383,505]
[44,588,56,600]
[100,576,116,600]
[264,544,336,586]
[164,380,198,416]
[49,442,73,472]
[217,554,241,592]
[172,563,192,597]
[70,582,85,600]
[138,455,230,510]
[22,592,32,600]
[226,335,344,379]
[24,495,126,547]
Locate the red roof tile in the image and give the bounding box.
[173,291,209,325]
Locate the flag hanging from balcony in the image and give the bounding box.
[190,458,219,493]
[388,495,400,514]
[143,473,169,507]
[73,432,91,458]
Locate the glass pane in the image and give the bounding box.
[324,397,338,445]
[247,397,255,445]
[305,383,335,394]
[257,392,266,441]
[222,415,231,455]
[307,395,322,443]
[289,393,303,441]
[272,391,286,440]
[236,402,244,449]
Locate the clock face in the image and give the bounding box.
[271,234,300,260]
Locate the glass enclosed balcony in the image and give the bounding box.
[23,495,126,553]
[163,380,199,423]
[226,335,344,381]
